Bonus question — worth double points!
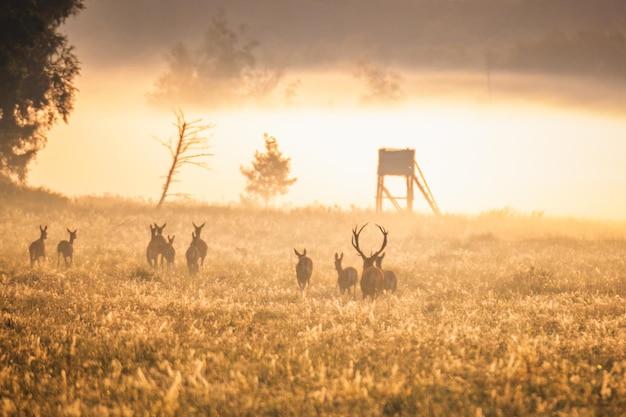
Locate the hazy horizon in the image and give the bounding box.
[25,0,626,220]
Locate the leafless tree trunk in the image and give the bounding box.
[155,110,214,208]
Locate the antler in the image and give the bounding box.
[372,224,388,259]
[351,223,368,258]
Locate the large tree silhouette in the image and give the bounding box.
[0,0,84,182]
[149,9,284,108]
[354,58,406,105]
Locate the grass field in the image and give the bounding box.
[1,193,626,416]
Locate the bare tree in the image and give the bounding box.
[155,110,214,208]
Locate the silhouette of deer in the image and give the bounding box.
[375,252,397,293]
[146,223,167,268]
[186,232,201,275]
[335,252,358,298]
[163,235,176,272]
[352,223,388,300]
[192,222,208,266]
[57,228,77,267]
[294,248,313,293]
[29,225,48,267]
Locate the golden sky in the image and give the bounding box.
[27,66,626,220]
[26,1,626,219]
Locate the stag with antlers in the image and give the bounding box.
[352,223,388,300]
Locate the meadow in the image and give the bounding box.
[1,192,626,416]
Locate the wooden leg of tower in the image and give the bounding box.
[376,175,384,213]
[406,175,412,212]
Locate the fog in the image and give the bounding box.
[27,0,626,219]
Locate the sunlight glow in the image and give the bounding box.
[28,68,626,220]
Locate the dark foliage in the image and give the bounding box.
[0,0,84,182]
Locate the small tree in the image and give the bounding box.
[240,133,297,206]
[155,110,214,208]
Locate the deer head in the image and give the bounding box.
[351,223,388,270]
[67,228,77,244]
[39,225,48,240]
[193,222,205,238]
[334,252,344,271]
[154,223,166,236]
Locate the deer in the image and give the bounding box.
[294,248,313,294]
[163,235,176,272]
[192,222,208,266]
[186,232,201,275]
[335,252,358,298]
[29,225,48,267]
[57,228,77,267]
[146,223,167,268]
[352,223,388,300]
[375,252,397,293]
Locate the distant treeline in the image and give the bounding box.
[75,0,626,80]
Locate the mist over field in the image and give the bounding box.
[4,3,626,414]
[68,0,626,100]
[22,0,626,219]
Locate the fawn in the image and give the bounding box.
[57,228,77,267]
[335,252,358,298]
[163,235,176,272]
[375,253,397,293]
[186,232,201,275]
[352,223,387,300]
[146,223,167,268]
[29,225,48,267]
[192,222,208,266]
[294,248,313,293]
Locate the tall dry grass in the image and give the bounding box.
[1,195,626,416]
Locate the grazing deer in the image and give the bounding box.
[29,225,48,267]
[335,252,358,298]
[294,248,313,293]
[352,223,387,300]
[375,252,397,293]
[186,232,201,275]
[163,235,176,272]
[57,228,77,267]
[192,222,208,266]
[146,223,167,268]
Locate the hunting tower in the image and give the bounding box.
[376,148,441,215]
